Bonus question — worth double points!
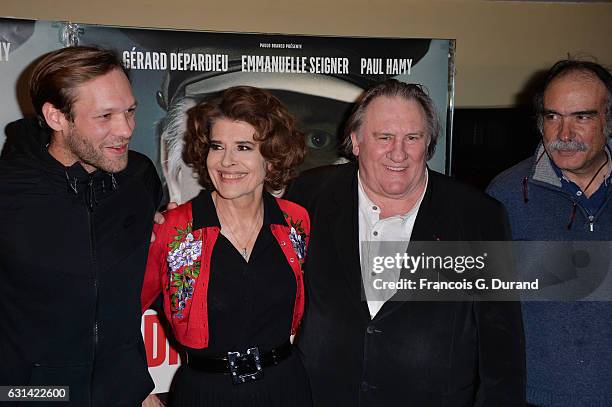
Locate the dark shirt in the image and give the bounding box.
[186,191,296,357]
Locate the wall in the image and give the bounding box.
[3,0,612,107]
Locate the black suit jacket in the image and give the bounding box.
[286,163,525,407]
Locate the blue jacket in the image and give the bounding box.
[487,141,612,407]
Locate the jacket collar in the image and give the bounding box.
[530,138,612,188]
[192,189,286,230]
[6,117,121,201]
[531,144,562,187]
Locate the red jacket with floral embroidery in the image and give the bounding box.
[141,197,309,349]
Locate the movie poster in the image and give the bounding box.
[0,17,454,393]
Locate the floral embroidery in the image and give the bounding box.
[166,222,202,318]
[284,212,308,264]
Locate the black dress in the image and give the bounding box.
[170,191,311,407]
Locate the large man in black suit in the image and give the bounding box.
[286,80,525,406]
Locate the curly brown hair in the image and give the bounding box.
[183,86,305,191]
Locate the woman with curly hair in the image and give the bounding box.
[142,86,311,406]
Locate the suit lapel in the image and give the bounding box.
[410,170,439,242]
[326,164,371,321]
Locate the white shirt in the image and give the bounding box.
[358,170,428,318]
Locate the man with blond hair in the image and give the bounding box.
[0,46,161,406]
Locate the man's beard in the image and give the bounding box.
[66,125,129,173]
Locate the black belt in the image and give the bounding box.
[186,341,292,384]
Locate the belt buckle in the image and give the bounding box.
[228,346,263,385]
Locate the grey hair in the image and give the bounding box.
[535,59,612,138]
[341,79,441,160]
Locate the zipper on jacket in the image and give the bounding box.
[530,178,611,233]
[588,189,612,232]
[87,176,99,407]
